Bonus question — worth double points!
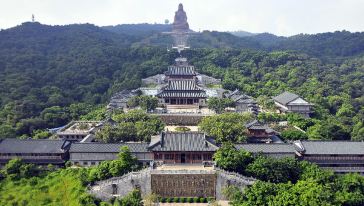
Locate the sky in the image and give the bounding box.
[0,0,363,36]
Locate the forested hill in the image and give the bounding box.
[0,22,363,140]
[103,23,172,37]
[0,22,178,138]
[3,22,364,59]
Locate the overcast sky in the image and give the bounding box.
[1,0,363,36]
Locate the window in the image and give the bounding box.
[154,153,163,160]
[203,154,212,160]
[165,154,174,160]
[83,161,88,166]
[193,154,201,160]
[91,162,96,166]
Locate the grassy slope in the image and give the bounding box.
[0,169,88,206]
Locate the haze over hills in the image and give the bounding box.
[103,23,364,59]
[2,22,364,60]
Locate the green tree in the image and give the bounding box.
[88,146,140,182]
[271,179,334,206]
[213,143,253,174]
[334,173,364,206]
[0,124,16,139]
[199,112,254,143]
[246,156,301,183]
[207,97,234,113]
[96,110,164,143]
[3,158,37,179]
[119,189,143,206]
[280,129,308,141]
[32,129,52,139]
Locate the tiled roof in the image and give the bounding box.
[294,140,364,155]
[235,143,295,154]
[245,120,269,130]
[157,91,207,98]
[272,91,299,105]
[149,132,219,152]
[0,139,67,154]
[165,80,201,91]
[157,79,207,98]
[166,66,195,76]
[69,142,149,153]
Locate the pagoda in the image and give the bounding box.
[157,58,207,109]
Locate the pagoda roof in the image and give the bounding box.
[148,132,218,152]
[157,79,207,98]
[157,91,207,98]
[165,66,195,76]
[163,79,201,91]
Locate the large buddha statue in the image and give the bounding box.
[172,3,190,32]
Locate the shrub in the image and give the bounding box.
[166,198,172,203]
[173,197,179,203]
[180,197,186,203]
[200,197,207,203]
[187,197,193,203]
[193,197,199,203]
[160,198,166,203]
[207,197,215,202]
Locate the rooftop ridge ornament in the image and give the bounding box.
[32,14,35,22]
[163,3,196,53]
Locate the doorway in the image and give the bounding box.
[181,153,186,163]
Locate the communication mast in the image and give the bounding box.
[32,14,35,22]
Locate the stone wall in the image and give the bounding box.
[215,169,256,200]
[89,168,152,200]
[90,167,255,201]
[151,173,216,197]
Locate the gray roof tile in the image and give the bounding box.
[294,140,364,155]
[235,143,295,154]
[149,132,219,152]
[69,142,149,153]
[165,80,201,91]
[0,139,67,154]
[273,91,299,105]
[166,66,195,76]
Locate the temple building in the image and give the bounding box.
[56,121,103,142]
[294,140,364,174]
[69,142,151,167]
[273,91,313,117]
[157,58,207,109]
[245,120,282,143]
[0,139,70,168]
[148,132,218,164]
[225,89,259,114]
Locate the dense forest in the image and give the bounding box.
[0,22,363,139]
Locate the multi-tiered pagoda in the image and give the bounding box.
[157,58,207,109]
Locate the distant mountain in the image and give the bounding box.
[229,30,256,37]
[103,23,172,37]
[102,24,364,59]
[2,22,364,61]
